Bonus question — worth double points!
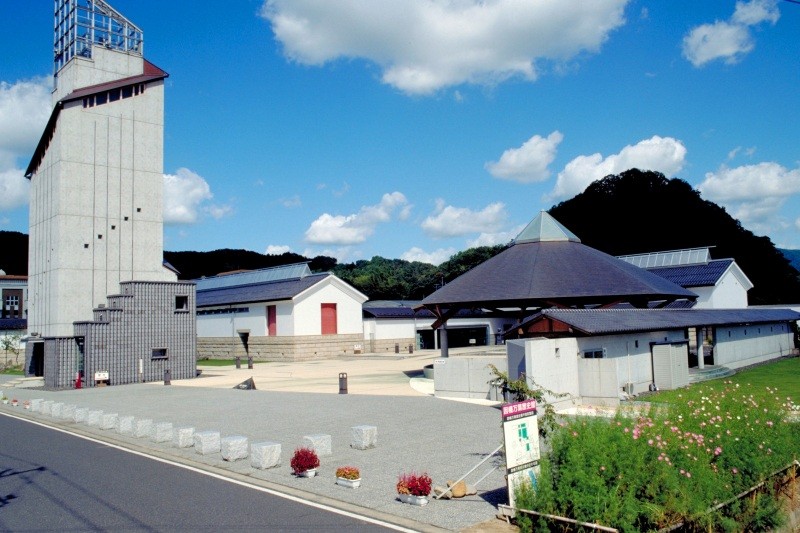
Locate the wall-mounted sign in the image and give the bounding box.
[94,370,109,381]
[502,399,540,507]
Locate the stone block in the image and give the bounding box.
[30,399,44,412]
[41,400,54,415]
[350,425,377,450]
[100,413,118,430]
[134,419,153,438]
[117,416,135,435]
[74,407,89,423]
[86,409,103,427]
[51,402,64,418]
[221,436,248,461]
[250,442,281,470]
[194,431,221,455]
[302,434,332,456]
[151,422,173,443]
[173,427,195,448]
[61,404,77,420]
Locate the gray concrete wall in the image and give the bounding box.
[197,333,364,362]
[433,355,507,401]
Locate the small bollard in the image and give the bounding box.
[247,355,253,369]
[339,372,348,394]
[395,343,400,354]
[235,356,241,369]
[164,368,171,385]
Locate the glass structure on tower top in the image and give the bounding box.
[54,0,143,73]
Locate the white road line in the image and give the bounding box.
[2,411,419,533]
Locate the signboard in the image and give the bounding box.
[502,399,540,507]
[94,370,109,381]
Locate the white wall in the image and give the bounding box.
[364,318,415,340]
[715,323,793,368]
[294,279,365,335]
[507,338,581,408]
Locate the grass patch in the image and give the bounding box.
[651,356,800,405]
[0,365,24,375]
[196,358,268,367]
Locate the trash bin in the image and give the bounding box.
[339,372,348,394]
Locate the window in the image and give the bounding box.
[583,349,603,359]
[175,296,188,311]
[151,348,167,360]
[321,303,337,335]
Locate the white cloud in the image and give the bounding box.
[485,131,563,183]
[0,168,29,211]
[421,200,506,238]
[261,0,629,95]
[280,195,301,208]
[796,218,800,232]
[548,136,686,200]
[682,0,779,67]
[163,168,214,224]
[0,77,50,211]
[304,191,410,245]
[467,225,524,248]
[401,246,455,266]
[697,162,800,229]
[303,246,363,263]
[205,203,233,220]
[266,244,292,255]
[0,77,51,166]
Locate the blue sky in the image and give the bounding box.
[1,1,799,265]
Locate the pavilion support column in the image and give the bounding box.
[697,329,705,369]
[440,323,449,358]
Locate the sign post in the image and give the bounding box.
[502,399,540,507]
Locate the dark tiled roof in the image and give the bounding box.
[522,308,800,336]
[362,307,498,319]
[421,240,696,309]
[196,273,329,308]
[0,318,27,330]
[648,259,733,287]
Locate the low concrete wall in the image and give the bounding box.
[197,334,363,362]
[365,337,416,354]
[433,355,507,401]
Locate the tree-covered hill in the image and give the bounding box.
[162,249,336,280]
[0,231,27,275]
[549,169,800,305]
[779,248,800,273]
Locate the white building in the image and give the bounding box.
[618,247,753,309]
[23,1,196,387]
[26,0,175,338]
[196,264,368,361]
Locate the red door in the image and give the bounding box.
[321,303,337,335]
[267,305,276,336]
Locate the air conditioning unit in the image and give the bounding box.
[623,382,635,395]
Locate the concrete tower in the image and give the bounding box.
[26,0,175,338]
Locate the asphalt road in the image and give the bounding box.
[0,414,400,532]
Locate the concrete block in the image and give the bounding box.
[351,425,377,450]
[51,402,64,418]
[194,431,221,455]
[117,415,135,435]
[86,409,104,427]
[41,400,54,415]
[251,442,281,470]
[221,436,248,461]
[61,404,77,420]
[173,427,195,448]
[151,422,173,443]
[100,413,118,430]
[302,434,332,456]
[134,419,153,438]
[74,407,89,423]
[30,399,44,412]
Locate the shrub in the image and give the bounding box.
[397,472,432,497]
[290,447,320,474]
[520,381,797,531]
[335,466,360,480]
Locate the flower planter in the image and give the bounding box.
[398,494,428,506]
[297,469,317,478]
[1,400,7,405]
[11,400,18,407]
[336,477,361,488]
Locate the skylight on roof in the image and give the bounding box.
[618,247,711,268]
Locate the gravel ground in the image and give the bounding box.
[0,383,510,532]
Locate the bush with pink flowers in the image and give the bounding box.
[516,379,797,532]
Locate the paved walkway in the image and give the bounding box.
[0,351,512,532]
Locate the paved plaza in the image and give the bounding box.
[0,351,514,532]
